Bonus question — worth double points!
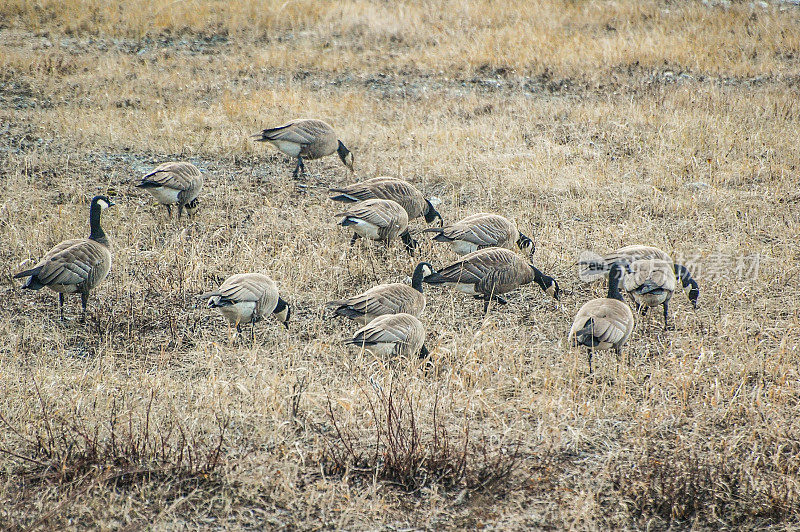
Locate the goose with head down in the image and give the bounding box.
[330,177,442,225]
[422,247,560,313]
[335,198,417,255]
[199,273,291,341]
[135,161,203,219]
[345,312,429,360]
[569,263,635,373]
[252,119,354,178]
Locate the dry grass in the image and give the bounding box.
[1,0,800,528]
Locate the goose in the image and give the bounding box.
[14,195,115,322]
[423,213,533,256]
[336,198,417,255]
[326,262,433,324]
[569,263,635,373]
[252,119,354,178]
[329,177,442,225]
[199,273,290,341]
[623,259,676,329]
[345,312,429,360]
[135,161,203,219]
[578,244,699,307]
[422,247,560,313]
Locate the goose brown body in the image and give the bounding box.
[336,198,417,253]
[569,263,635,372]
[345,313,428,359]
[579,245,673,281]
[623,259,677,328]
[424,213,533,255]
[326,263,432,324]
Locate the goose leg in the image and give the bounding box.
[80,292,88,324]
[59,293,65,321]
[251,318,256,345]
[177,203,184,219]
[483,296,491,314]
[588,350,593,374]
[350,233,360,246]
[663,301,673,330]
[293,156,305,178]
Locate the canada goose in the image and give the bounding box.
[326,262,433,325]
[623,259,676,329]
[423,213,534,256]
[199,273,290,341]
[336,198,417,255]
[135,161,203,219]
[14,195,115,322]
[252,119,354,178]
[345,312,429,360]
[329,177,442,225]
[569,263,635,373]
[579,245,699,306]
[422,247,560,313]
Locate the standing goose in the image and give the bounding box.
[326,262,433,325]
[14,195,115,322]
[329,177,442,225]
[345,312,429,360]
[135,161,203,219]
[422,247,560,313]
[578,244,699,307]
[252,119,354,178]
[336,198,417,255]
[423,213,533,256]
[623,259,677,329]
[569,263,635,373]
[199,273,290,341]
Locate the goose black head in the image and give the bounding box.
[532,265,561,300]
[337,140,354,173]
[92,195,116,210]
[401,231,418,256]
[274,297,291,329]
[517,233,535,254]
[424,200,443,226]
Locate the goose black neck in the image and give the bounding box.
[411,263,429,293]
[337,140,349,160]
[531,264,545,287]
[89,202,109,246]
[674,263,692,287]
[607,265,624,301]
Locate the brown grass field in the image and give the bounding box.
[1,0,800,529]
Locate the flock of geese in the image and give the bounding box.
[13,119,700,372]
